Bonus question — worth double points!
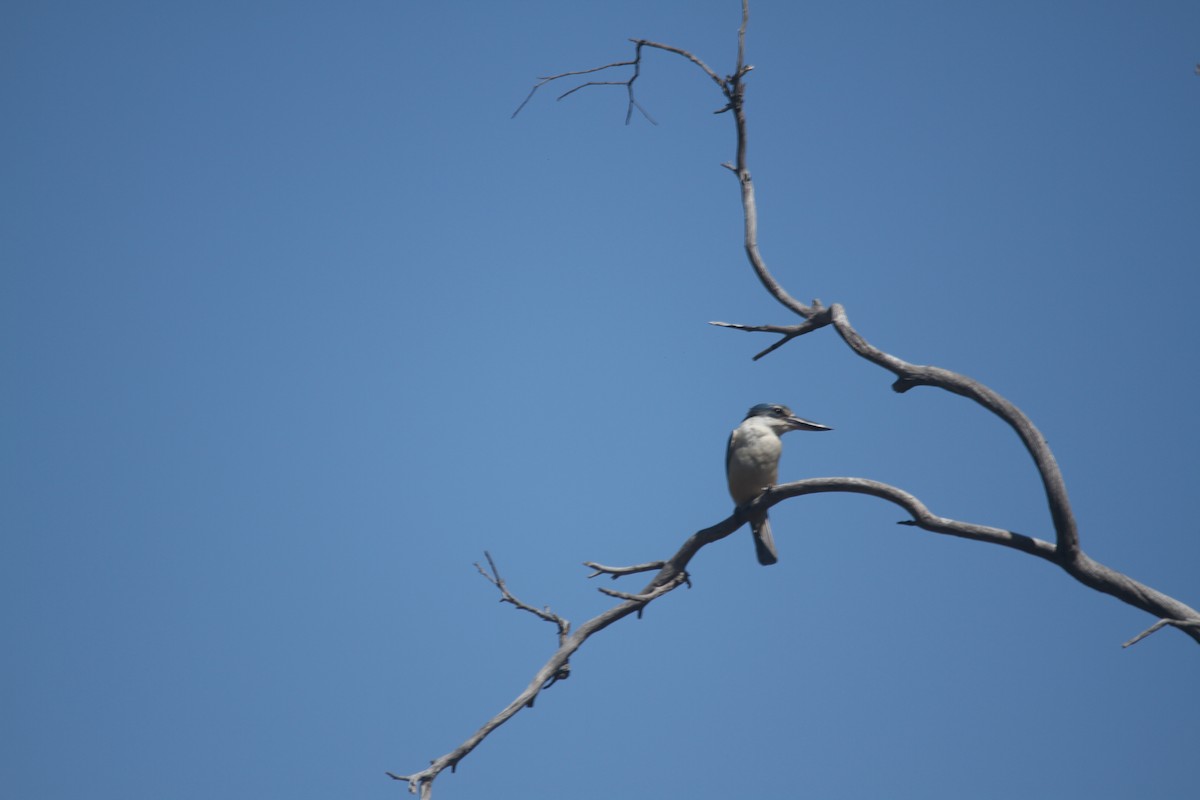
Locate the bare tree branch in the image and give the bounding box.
[387,562,695,796]
[718,306,1084,566]
[826,305,1081,559]
[701,6,1197,635]
[511,59,638,119]
[760,479,1200,639]
[508,5,1084,586]
[394,2,1199,794]
[475,550,571,646]
[710,309,833,359]
[512,46,660,125]
[597,571,689,602]
[1123,618,1200,648]
[391,472,1200,795]
[584,560,667,578]
[634,38,727,91]
[513,3,810,318]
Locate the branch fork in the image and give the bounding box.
[395,2,1199,794]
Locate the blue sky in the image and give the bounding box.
[4,1,1199,798]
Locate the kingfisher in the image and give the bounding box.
[726,403,831,565]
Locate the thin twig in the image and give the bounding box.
[584,560,666,579]
[475,551,570,645]
[1122,618,1200,648]
[633,38,726,90]
[597,574,687,603]
[710,306,834,359]
[511,59,637,118]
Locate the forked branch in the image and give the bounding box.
[475,550,570,647]
[391,473,1199,795]
[392,3,1198,795]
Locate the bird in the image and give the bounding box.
[726,403,831,565]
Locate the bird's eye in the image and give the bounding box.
[772,405,784,415]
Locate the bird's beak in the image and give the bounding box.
[786,415,832,432]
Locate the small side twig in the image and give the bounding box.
[1122,618,1200,648]
[710,304,833,360]
[393,475,1200,795]
[512,46,657,125]
[476,551,570,645]
[584,560,666,579]
[511,59,637,119]
[598,571,690,602]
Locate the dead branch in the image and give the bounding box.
[387,558,697,796]
[584,560,667,578]
[1123,619,1200,648]
[717,304,1085,563]
[761,479,1200,638]
[696,2,1197,640]
[511,47,657,125]
[392,1,1199,794]
[694,1,1197,643]
[475,550,570,646]
[391,472,1199,795]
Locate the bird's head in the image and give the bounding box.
[744,403,832,433]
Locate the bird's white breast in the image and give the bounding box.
[727,421,783,504]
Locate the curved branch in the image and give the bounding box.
[764,477,1058,560]
[511,2,813,321]
[825,305,1081,561]
[392,475,1200,794]
[702,4,1083,563]
[716,1,816,318]
[760,478,1200,641]
[511,0,1198,655]
[632,38,726,91]
[399,5,1199,795]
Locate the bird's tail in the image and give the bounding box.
[751,514,779,566]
